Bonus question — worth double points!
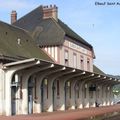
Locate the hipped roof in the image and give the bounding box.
[13,5,93,49]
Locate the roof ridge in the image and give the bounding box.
[58,19,93,48]
[13,5,43,24]
[0,20,30,36]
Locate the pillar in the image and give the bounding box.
[14,74,21,115]
[70,81,76,110]
[0,69,5,115]
[78,87,83,109]
[110,86,114,105]
[84,84,89,108]
[102,86,107,106]
[21,76,28,114]
[33,76,41,113]
[58,80,65,111]
[46,79,53,112]
[5,70,15,116]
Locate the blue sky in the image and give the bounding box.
[0,0,120,75]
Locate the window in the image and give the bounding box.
[87,58,90,71]
[17,38,21,45]
[80,56,84,70]
[64,50,69,66]
[75,84,79,98]
[66,81,71,98]
[84,87,87,98]
[73,53,77,68]
[57,80,60,96]
[84,84,87,98]
[68,81,71,98]
[44,78,48,99]
[34,77,37,99]
[20,76,23,99]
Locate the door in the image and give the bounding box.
[11,87,16,115]
[28,87,33,114]
[52,82,55,111]
[41,80,44,112]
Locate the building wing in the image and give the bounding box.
[0,21,52,62]
[13,5,93,50]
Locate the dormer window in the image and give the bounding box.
[17,38,21,45]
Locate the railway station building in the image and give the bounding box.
[0,5,119,116]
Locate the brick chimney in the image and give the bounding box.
[11,10,17,24]
[42,5,58,21]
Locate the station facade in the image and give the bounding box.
[0,5,119,116]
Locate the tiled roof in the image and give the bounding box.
[13,6,93,49]
[58,19,93,48]
[0,21,52,62]
[32,18,65,46]
[93,65,105,75]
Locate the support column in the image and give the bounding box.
[5,70,15,116]
[21,76,28,114]
[47,79,53,112]
[92,91,96,107]
[59,80,65,111]
[84,84,89,108]
[78,87,83,109]
[106,86,110,106]
[33,76,41,113]
[97,85,102,107]
[102,86,107,106]
[0,69,5,115]
[70,81,76,110]
[14,73,22,115]
[110,86,114,105]
[74,82,80,109]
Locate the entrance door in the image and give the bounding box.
[52,82,55,111]
[64,82,67,110]
[28,87,33,114]
[11,87,16,115]
[41,78,48,112]
[41,80,44,112]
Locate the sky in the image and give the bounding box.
[0,0,120,75]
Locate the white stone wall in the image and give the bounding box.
[43,38,94,72]
[60,39,93,72]
[0,67,5,115]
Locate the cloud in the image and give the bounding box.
[0,0,36,10]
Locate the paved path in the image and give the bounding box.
[1,105,120,120]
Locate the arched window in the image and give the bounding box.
[80,55,84,70]
[64,50,69,66]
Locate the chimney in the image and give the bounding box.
[42,5,58,21]
[11,10,17,24]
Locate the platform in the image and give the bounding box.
[1,105,120,120]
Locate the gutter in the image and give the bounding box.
[3,58,37,68]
